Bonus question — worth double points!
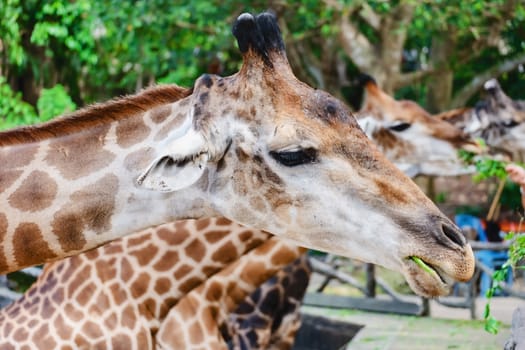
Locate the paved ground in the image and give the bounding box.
[301,297,523,350]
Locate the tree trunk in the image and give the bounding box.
[426,32,456,113]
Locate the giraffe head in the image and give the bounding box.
[438,79,525,160]
[357,74,479,176]
[137,12,474,297]
[476,79,525,158]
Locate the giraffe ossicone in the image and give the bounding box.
[1,11,473,297]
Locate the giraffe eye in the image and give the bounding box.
[269,148,318,167]
[503,119,519,128]
[389,122,411,132]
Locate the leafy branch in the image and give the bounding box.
[458,149,525,334]
[484,224,524,334]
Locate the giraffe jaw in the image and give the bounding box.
[403,257,456,297]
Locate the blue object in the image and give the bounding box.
[454,214,512,296]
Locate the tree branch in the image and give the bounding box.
[358,2,381,31]
[322,0,376,72]
[450,52,525,108]
[393,69,435,89]
[338,12,377,72]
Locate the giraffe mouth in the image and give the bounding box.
[404,256,455,297]
[410,257,447,284]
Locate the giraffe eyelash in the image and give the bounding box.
[269,148,318,167]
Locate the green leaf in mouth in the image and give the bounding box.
[411,256,435,275]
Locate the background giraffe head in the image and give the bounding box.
[137,12,474,297]
[356,74,480,176]
[436,79,525,161]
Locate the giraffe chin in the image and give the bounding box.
[403,258,455,297]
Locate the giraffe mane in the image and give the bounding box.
[0,84,192,147]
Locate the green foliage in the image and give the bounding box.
[0,77,38,129]
[472,158,508,182]
[458,148,509,182]
[484,226,524,334]
[37,85,76,122]
[458,150,525,334]
[0,0,26,66]
[0,78,75,129]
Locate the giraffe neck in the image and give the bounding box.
[0,218,306,349]
[0,85,216,274]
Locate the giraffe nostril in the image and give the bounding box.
[442,222,466,248]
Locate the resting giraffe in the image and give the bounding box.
[356,74,480,176]
[436,79,525,161]
[0,218,309,349]
[0,12,473,296]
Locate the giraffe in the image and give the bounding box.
[0,12,475,297]
[436,79,525,161]
[0,218,308,349]
[222,254,311,350]
[356,74,480,176]
[0,64,493,348]
[154,235,308,350]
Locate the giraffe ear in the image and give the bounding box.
[136,129,209,192]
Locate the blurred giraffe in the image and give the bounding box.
[356,74,480,176]
[436,79,525,161]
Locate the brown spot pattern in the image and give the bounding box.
[8,170,58,212]
[120,259,133,282]
[123,147,155,172]
[130,272,150,298]
[215,217,233,226]
[129,243,159,266]
[204,229,230,243]
[111,334,132,350]
[64,303,84,322]
[51,174,118,252]
[0,144,39,169]
[13,328,29,342]
[54,314,73,340]
[116,116,151,148]
[76,285,92,306]
[240,261,269,286]
[158,224,189,245]
[154,113,186,141]
[127,233,151,247]
[150,104,172,124]
[66,265,91,298]
[81,321,104,339]
[174,264,192,279]
[154,277,172,294]
[205,281,223,301]
[270,246,297,265]
[45,124,116,180]
[0,214,9,272]
[195,219,210,230]
[211,241,238,264]
[0,170,23,193]
[104,313,118,331]
[95,259,117,280]
[189,321,204,344]
[13,223,57,267]
[111,283,127,305]
[153,251,180,271]
[185,239,206,262]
